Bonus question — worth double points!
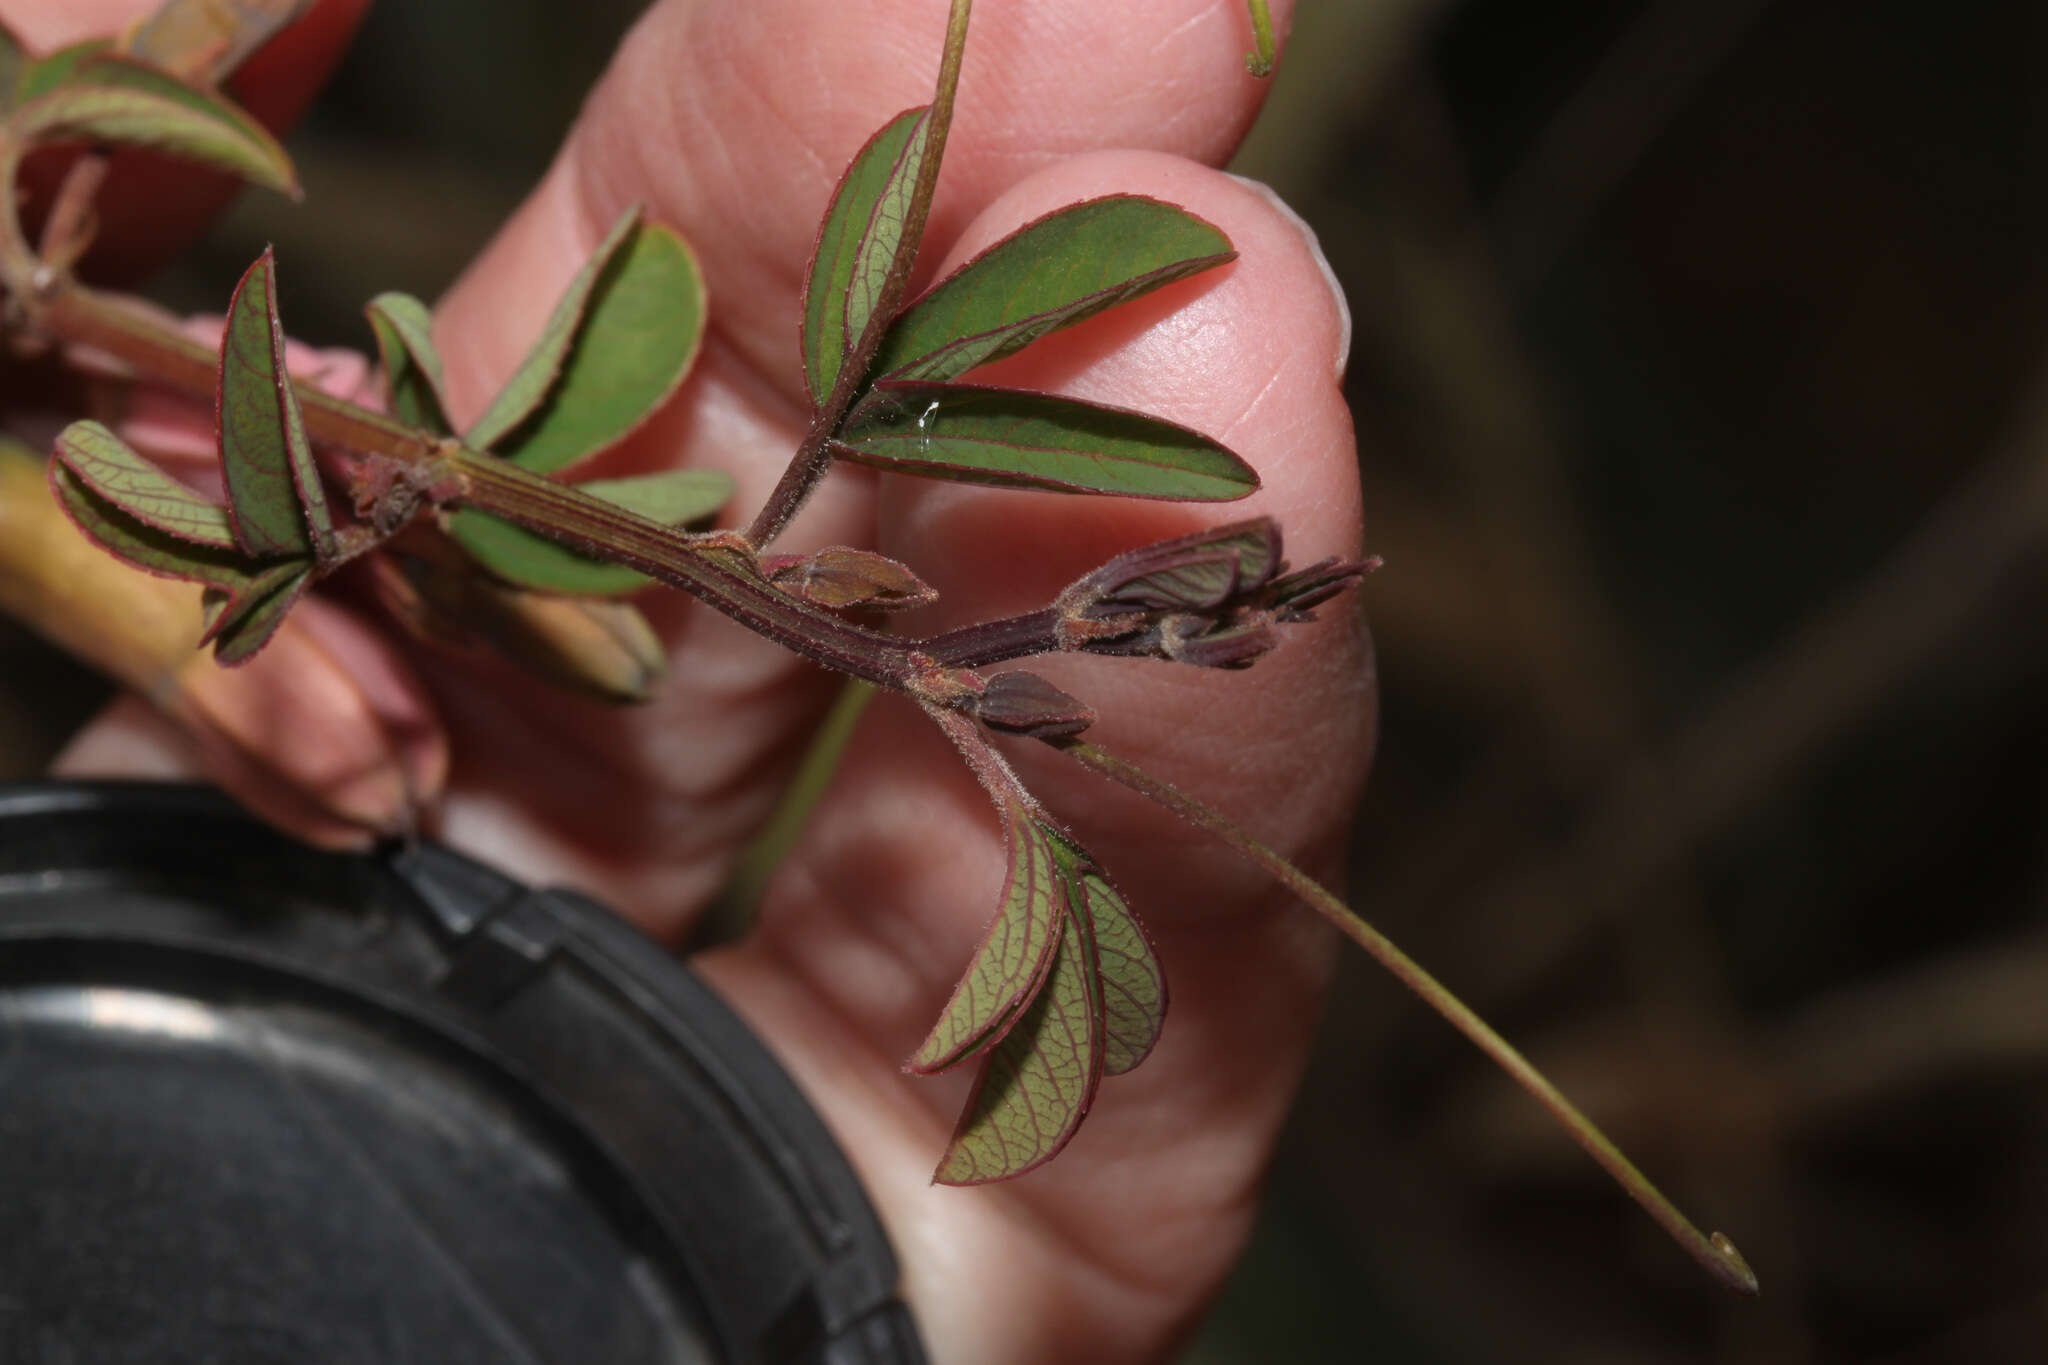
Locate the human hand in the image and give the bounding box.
[22,1,1372,1359]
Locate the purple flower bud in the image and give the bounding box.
[976,670,1096,739]
[765,545,938,610]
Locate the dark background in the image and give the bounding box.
[4,2,2046,1361]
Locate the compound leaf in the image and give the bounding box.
[933,902,1104,1184]
[51,462,311,667]
[870,195,1234,385]
[834,382,1259,501]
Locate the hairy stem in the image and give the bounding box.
[1049,737,1761,1296]
[1242,0,1277,77]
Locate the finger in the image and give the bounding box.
[436,0,1295,465]
[54,595,448,849]
[706,151,1368,1360]
[407,0,1295,929]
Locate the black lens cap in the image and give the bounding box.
[0,781,925,1365]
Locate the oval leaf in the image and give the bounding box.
[933,904,1104,1185]
[365,292,451,435]
[218,248,332,559]
[909,809,1066,1074]
[207,560,311,665]
[373,554,666,704]
[15,51,296,195]
[52,461,253,587]
[1073,868,1166,1075]
[0,23,25,111]
[15,40,113,104]
[871,195,1235,385]
[447,469,733,597]
[834,382,1260,501]
[465,206,639,455]
[54,420,236,549]
[800,106,930,409]
[491,222,707,474]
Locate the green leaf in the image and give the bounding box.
[14,50,296,195]
[52,461,256,587]
[365,292,451,435]
[1072,867,1165,1075]
[218,248,332,559]
[908,809,1067,1074]
[207,560,311,664]
[51,462,311,664]
[933,900,1104,1184]
[15,40,112,104]
[447,469,733,597]
[0,22,26,112]
[834,382,1260,501]
[1045,830,1166,1076]
[870,196,1235,385]
[53,420,236,549]
[800,106,931,408]
[464,206,639,455]
[491,221,707,474]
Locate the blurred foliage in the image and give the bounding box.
[5,0,2047,1360]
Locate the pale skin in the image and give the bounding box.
[6,1,1373,1359]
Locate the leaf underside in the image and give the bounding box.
[834,381,1260,501]
[55,420,236,548]
[1073,864,1167,1075]
[205,560,310,663]
[14,51,296,194]
[800,105,931,408]
[934,901,1104,1185]
[916,808,1169,1181]
[870,194,1235,386]
[448,469,733,597]
[217,248,331,559]
[51,461,306,666]
[909,810,1067,1074]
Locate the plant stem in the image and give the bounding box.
[923,607,1067,667]
[746,0,975,547]
[45,284,430,461]
[26,279,960,690]
[1242,0,1277,77]
[1050,737,1761,1297]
